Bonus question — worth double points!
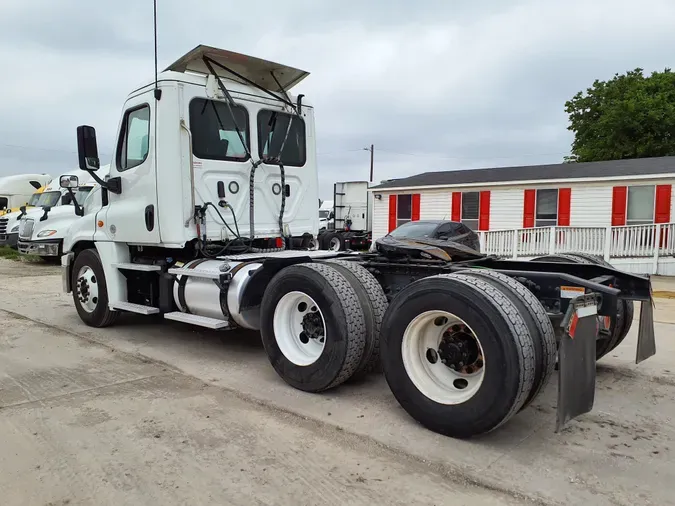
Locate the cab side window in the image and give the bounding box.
[117,105,150,171]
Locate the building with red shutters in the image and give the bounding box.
[369,156,675,274]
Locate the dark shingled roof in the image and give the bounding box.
[370,156,675,190]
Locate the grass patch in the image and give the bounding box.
[0,246,20,260]
[0,246,43,263]
[652,290,675,299]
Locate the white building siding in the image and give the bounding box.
[569,185,613,227]
[420,191,451,220]
[371,194,389,241]
[489,189,524,231]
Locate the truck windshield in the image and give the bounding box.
[72,187,92,204]
[0,197,8,211]
[36,191,61,208]
[388,221,439,239]
[319,210,330,219]
[27,193,41,206]
[258,110,306,167]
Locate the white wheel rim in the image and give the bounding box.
[329,237,341,251]
[76,265,99,313]
[273,291,326,366]
[402,310,485,405]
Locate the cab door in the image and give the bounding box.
[102,94,160,244]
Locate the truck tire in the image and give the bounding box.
[323,232,345,252]
[459,269,556,411]
[532,254,625,360]
[560,253,634,353]
[71,248,119,328]
[260,263,366,392]
[380,273,536,438]
[324,259,388,378]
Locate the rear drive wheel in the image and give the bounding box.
[71,248,119,328]
[325,259,388,377]
[532,254,625,360]
[324,233,345,252]
[380,273,536,438]
[459,269,556,410]
[260,263,366,392]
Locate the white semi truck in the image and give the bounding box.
[60,44,656,439]
[318,181,372,251]
[0,173,52,215]
[17,169,102,259]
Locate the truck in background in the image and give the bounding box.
[0,185,46,248]
[17,168,105,260]
[318,199,333,230]
[0,173,52,215]
[318,181,372,251]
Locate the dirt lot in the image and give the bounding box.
[1,259,674,506]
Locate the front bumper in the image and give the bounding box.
[0,232,18,248]
[18,239,62,257]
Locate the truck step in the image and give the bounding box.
[167,267,220,279]
[163,312,229,329]
[109,301,160,315]
[113,262,162,272]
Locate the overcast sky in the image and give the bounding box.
[1,0,673,198]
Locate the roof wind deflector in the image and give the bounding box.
[165,45,309,93]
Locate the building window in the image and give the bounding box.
[535,189,558,227]
[461,191,479,230]
[189,98,250,161]
[627,185,655,225]
[397,194,412,228]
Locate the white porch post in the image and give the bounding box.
[652,224,660,275]
[512,229,518,259]
[548,226,556,254]
[603,226,612,262]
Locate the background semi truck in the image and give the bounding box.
[0,185,46,248]
[17,168,103,259]
[318,181,372,251]
[0,173,52,215]
[59,44,655,439]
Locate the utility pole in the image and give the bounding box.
[364,144,374,182]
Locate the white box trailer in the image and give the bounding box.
[318,180,372,251]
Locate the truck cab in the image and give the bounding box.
[0,186,45,248]
[17,169,101,258]
[0,173,51,215]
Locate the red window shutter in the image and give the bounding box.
[611,186,627,226]
[411,194,421,221]
[451,192,462,221]
[478,191,491,230]
[388,195,397,232]
[655,185,672,223]
[523,189,536,228]
[557,188,571,226]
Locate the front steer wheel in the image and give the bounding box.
[260,263,367,392]
[380,273,536,438]
[71,248,119,328]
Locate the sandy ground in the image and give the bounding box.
[1,259,674,505]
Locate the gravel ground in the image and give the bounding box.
[1,258,674,506]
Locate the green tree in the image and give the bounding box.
[564,68,675,162]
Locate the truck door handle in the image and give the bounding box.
[145,205,155,231]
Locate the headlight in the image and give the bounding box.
[10,225,19,233]
[37,230,57,238]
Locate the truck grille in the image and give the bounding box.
[19,219,34,240]
[0,218,7,235]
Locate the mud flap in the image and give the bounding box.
[636,295,656,364]
[556,294,598,432]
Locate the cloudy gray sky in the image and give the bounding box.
[1,0,673,198]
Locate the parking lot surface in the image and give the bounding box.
[1,259,674,505]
